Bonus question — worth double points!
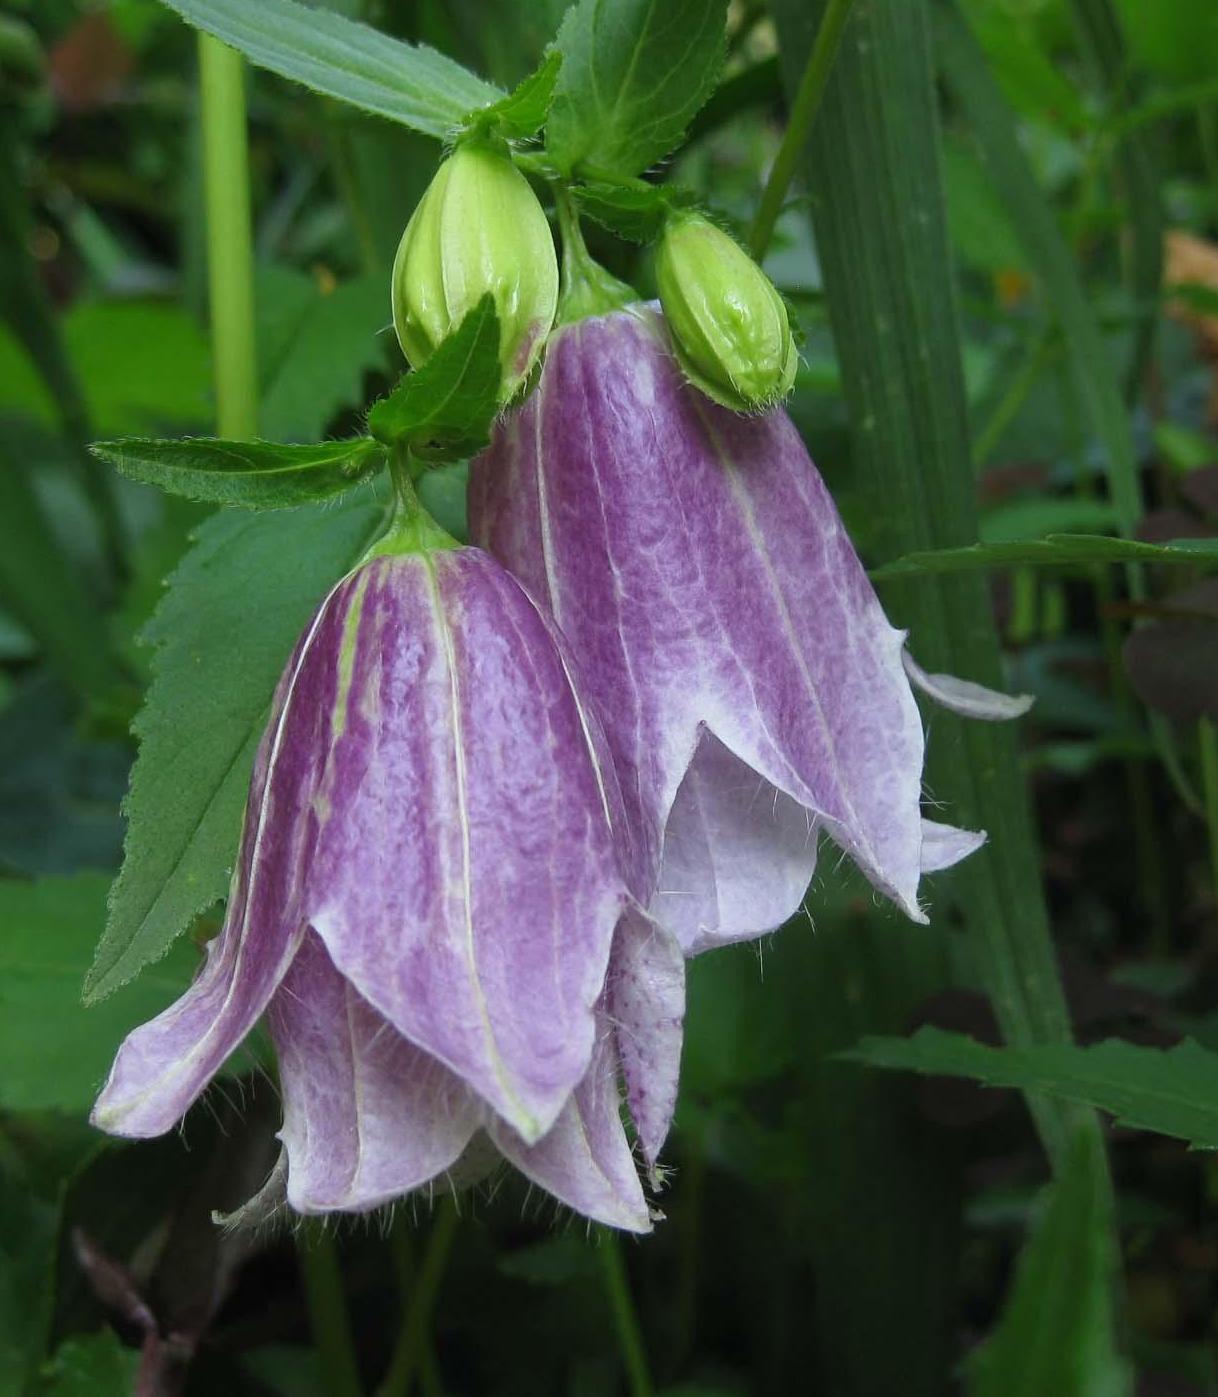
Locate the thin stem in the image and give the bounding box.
[750,0,856,260]
[297,1227,363,1397]
[552,184,635,324]
[598,1231,653,1397]
[972,329,1056,467]
[199,33,258,437]
[378,1198,460,1397]
[1200,719,1218,924]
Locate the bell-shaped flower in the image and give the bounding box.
[470,304,1030,952]
[92,526,683,1231]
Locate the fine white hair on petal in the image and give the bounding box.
[902,650,1034,722]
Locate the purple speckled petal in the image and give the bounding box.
[303,549,626,1142]
[92,583,351,1138]
[608,909,685,1169]
[920,819,987,874]
[902,652,1033,721]
[471,305,930,922]
[652,730,818,955]
[268,933,481,1213]
[492,1015,651,1233]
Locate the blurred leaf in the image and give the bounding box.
[963,6,1088,128]
[1123,578,1218,722]
[94,436,383,509]
[936,2,1143,539]
[980,497,1122,541]
[463,49,562,138]
[1112,0,1218,85]
[0,874,203,1112]
[258,270,391,443]
[969,1127,1131,1397]
[0,1157,59,1391]
[0,677,127,878]
[496,1235,599,1286]
[943,139,1027,273]
[39,1329,138,1396]
[0,445,125,701]
[367,295,500,457]
[547,0,728,176]
[873,532,1218,579]
[846,1026,1218,1148]
[86,489,385,999]
[0,301,212,436]
[161,0,500,136]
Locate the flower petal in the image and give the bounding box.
[653,730,818,955]
[902,651,1034,721]
[920,819,987,874]
[91,586,350,1138]
[491,1015,652,1234]
[609,909,685,1170]
[268,933,481,1213]
[303,550,626,1143]
[471,306,928,921]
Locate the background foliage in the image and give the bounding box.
[3,0,1218,1392]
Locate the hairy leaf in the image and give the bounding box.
[572,181,692,242]
[547,0,728,176]
[86,491,385,1000]
[845,1027,1218,1148]
[366,295,500,456]
[93,436,383,509]
[464,49,562,138]
[160,0,500,136]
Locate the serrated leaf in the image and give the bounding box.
[969,1127,1132,1397]
[366,294,500,457]
[464,49,562,138]
[844,1027,1218,1148]
[547,0,728,176]
[86,491,386,1000]
[160,0,500,137]
[871,532,1218,580]
[93,436,383,509]
[0,875,204,1113]
[572,181,686,242]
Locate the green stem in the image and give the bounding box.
[377,1199,460,1397]
[199,33,257,437]
[1200,719,1218,927]
[297,1227,363,1397]
[598,1232,653,1397]
[553,185,635,324]
[972,329,1055,468]
[749,0,856,260]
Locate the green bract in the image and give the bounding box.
[391,143,558,401]
[655,211,797,413]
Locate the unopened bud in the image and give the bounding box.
[391,142,558,400]
[655,211,797,412]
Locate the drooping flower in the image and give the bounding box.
[470,304,1030,952]
[92,520,683,1231]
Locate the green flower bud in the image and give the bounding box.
[655,211,797,413]
[391,142,558,400]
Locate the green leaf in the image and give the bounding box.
[774,0,1092,1169]
[85,490,386,1000]
[93,436,384,509]
[39,1329,139,1397]
[0,875,202,1112]
[257,269,392,444]
[969,1127,1132,1397]
[872,533,1218,580]
[547,0,728,176]
[160,0,501,137]
[366,295,501,457]
[463,49,563,139]
[845,1027,1218,1149]
[571,181,690,242]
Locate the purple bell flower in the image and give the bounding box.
[92,541,683,1232]
[470,304,1031,953]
